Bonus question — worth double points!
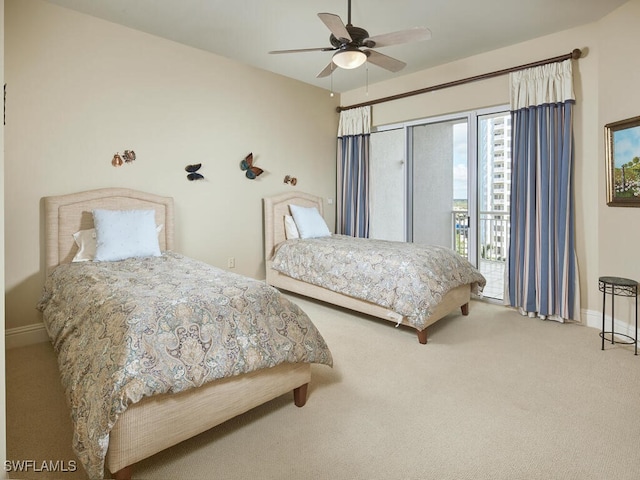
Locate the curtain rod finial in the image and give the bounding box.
[571,49,582,60]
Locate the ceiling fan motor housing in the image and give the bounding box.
[330,25,375,49]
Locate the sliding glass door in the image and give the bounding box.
[407,116,474,266]
[477,111,511,299]
[369,106,511,300]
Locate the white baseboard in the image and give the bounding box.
[581,309,601,330]
[581,308,637,338]
[5,323,49,349]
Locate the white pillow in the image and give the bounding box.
[289,204,331,239]
[284,215,300,239]
[92,209,162,261]
[72,224,164,262]
[72,228,98,262]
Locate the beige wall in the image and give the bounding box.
[5,0,640,335]
[343,1,640,325]
[1,0,6,473]
[597,1,640,323]
[4,0,339,331]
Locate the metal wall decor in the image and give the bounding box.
[185,163,204,181]
[111,150,136,167]
[284,175,297,186]
[240,153,264,179]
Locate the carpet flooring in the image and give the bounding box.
[6,296,640,479]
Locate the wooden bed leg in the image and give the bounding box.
[461,302,470,316]
[416,329,427,345]
[293,383,308,407]
[113,465,133,480]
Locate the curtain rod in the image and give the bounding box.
[337,48,582,112]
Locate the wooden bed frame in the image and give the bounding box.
[43,188,311,480]
[263,191,472,345]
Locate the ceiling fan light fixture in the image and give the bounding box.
[332,48,367,69]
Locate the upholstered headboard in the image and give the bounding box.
[263,191,324,261]
[43,188,174,273]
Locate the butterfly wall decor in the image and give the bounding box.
[122,150,136,163]
[185,163,204,181]
[111,149,136,167]
[240,153,264,179]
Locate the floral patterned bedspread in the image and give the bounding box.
[37,252,332,480]
[271,235,486,330]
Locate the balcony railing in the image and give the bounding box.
[452,210,510,261]
[453,210,510,299]
[453,211,470,258]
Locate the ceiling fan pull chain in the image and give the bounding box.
[366,62,369,96]
[330,66,335,97]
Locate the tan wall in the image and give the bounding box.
[342,9,636,321]
[4,0,339,330]
[597,1,640,323]
[1,0,7,472]
[6,0,640,333]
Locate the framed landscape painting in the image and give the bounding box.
[605,115,640,206]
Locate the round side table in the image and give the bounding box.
[599,276,638,355]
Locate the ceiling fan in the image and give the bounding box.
[269,0,431,78]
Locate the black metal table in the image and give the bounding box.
[599,276,638,355]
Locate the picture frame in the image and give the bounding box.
[605,115,640,206]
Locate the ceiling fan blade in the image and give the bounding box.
[316,62,336,78]
[365,27,431,48]
[318,13,352,42]
[269,47,335,54]
[364,50,406,72]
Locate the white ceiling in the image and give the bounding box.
[43,0,625,93]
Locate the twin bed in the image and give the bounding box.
[38,187,484,479]
[263,191,485,344]
[38,188,332,480]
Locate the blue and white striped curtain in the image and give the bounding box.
[507,59,581,322]
[337,106,371,237]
